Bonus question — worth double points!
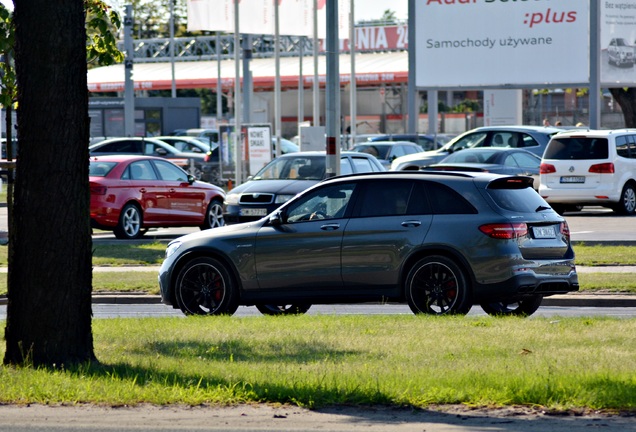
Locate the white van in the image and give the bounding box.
[539,129,636,214]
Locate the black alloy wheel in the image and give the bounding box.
[406,256,472,315]
[480,295,543,317]
[175,257,239,315]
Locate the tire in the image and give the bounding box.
[174,257,239,316]
[113,203,143,240]
[406,256,472,315]
[255,304,311,316]
[200,198,225,230]
[480,295,543,317]
[613,183,636,215]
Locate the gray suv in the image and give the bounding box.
[160,171,578,317]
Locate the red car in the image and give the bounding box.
[89,155,226,239]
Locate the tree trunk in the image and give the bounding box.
[4,0,95,366]
[609,88,636,128]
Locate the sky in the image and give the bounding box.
[0,0,407,22]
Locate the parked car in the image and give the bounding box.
[89,137,216,184]
[156,136,222,185]
[171,128,220,144]
[390,126,562,171]
[272,137,300,155]
[89,155,226,239]
[369,133,456,151]
[424,148,541,189]
[352,141,423,169]
[539,129,636,215]
[223,151,385,224]
[160,171,578,317]
[607,38,634,67]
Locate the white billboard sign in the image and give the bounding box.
[187,0,349,38]
[247,126,272,176]
[601,0,636,86]
[415,0,589,88]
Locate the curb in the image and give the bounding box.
[3,295,634,308]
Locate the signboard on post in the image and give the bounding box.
[300,126,326,152]
[246,125,272,176]
[483,90,522,126]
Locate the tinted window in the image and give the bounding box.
[128,160,158,180]
[449,132,487,152]
[616,136,629,158]
[487,186,549,213]
[543,137,609,160]
[507,152,540,168]
[89,161,117,176]
[154,160,189,181]
[286,183,356,222]
[426,181,477,214]
[97,141,141,153]
[356,180,414,217]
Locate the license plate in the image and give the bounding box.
[532,226,556,239]
[240,208,268,216]
[560,176,585,184]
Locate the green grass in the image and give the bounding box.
[0,316,634,411]
[573,243,636,266]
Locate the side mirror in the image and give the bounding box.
[187,174,196,184]
[155,148,168,156]
[268,210,284,226]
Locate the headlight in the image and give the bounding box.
[165,241,182,258]
[275,194,295,204]
[224,193,240,205]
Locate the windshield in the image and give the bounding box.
[353,144,391,159]
[252,156,326,180]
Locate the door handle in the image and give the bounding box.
[139,188,146,193]
[320,223,340,231]
[168,188,176,193]
[401,220,422,227]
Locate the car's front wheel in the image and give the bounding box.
[201,198,225,229]
[174,257,239,315]
[255,304,311,316]
[406,256,472,315]
[480,295,543,317]
[114,203,143,239]
[613,183,636,215]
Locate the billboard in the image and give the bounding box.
[415,0,589,88]
[601,0,636,86]
[186,0,349,38]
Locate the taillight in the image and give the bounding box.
[90,185,107,195]
[479,223,528,239]
[540,163,556,174]
[560,221,570,240]
[589,162,614,173]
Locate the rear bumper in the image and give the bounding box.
[475,264,579,302]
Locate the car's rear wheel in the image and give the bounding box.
[480,295,543,317]
[255,304,311,316]
[613,183,636,215]
[201,198,225,229]
[175,257,239,316]
[406,256,472,315]
[114,203,143,239]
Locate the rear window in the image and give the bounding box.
[487,183,550,213]
[89,161,117,177]
[544,137,609,160]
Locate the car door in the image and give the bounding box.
[126,159,166,223]
[254,182,357,292]
[341,179,433,294]
[152,159,207,223]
